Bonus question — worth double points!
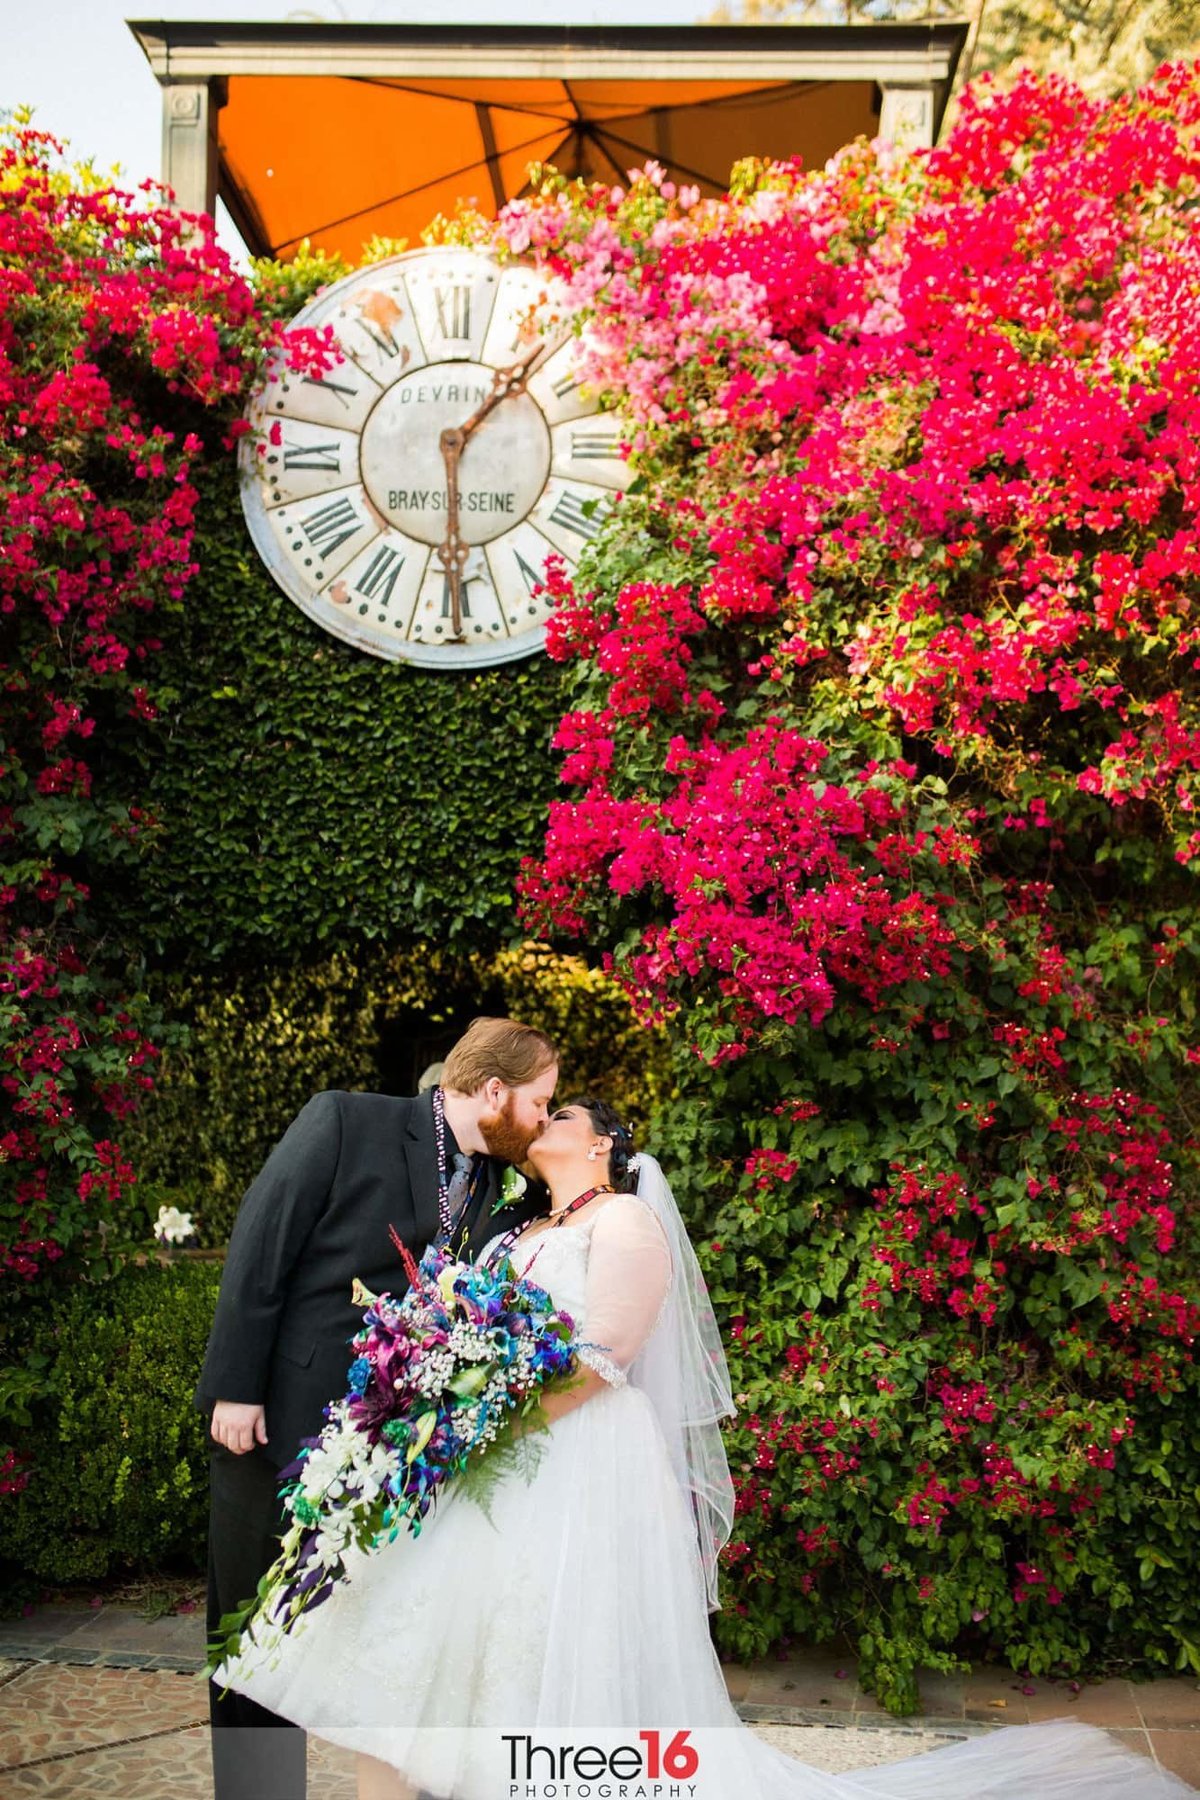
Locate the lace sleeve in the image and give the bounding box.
[575,1197,674,1388]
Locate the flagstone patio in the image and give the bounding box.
[0,1602,1195,1796]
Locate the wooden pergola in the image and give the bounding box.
[128,19,968,261]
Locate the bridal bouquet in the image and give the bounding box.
[204,1231,588,1679]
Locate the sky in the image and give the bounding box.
[5,0,705,259]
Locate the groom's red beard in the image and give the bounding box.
[478,1093,540,1167]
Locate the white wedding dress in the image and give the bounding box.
[215,1196,1196,1799]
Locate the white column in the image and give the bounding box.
[161,80,221,218]
[878,85,937,150]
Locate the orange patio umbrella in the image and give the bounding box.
[129,22,968,263]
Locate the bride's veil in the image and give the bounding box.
[627,1152,737,1612]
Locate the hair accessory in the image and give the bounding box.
[625,1152,643,1175]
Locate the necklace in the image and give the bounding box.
[546,1183,614,1224]
[431,1084,478,1247]
[486,1183,614,1271]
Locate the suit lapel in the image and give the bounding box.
[400,1087,442,1254]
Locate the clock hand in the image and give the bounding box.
[456,340,548,447]
[434,342,548,643]
[437,428,469,642]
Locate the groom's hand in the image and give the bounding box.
[210,1400,268,1453]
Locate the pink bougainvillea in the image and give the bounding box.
[0,125,328,1292]
[444,65,1200,1704]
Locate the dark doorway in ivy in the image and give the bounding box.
[374,982,508,1096]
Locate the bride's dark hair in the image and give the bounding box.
[571,1097,638,1194]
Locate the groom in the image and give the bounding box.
[197,1016,557,1800]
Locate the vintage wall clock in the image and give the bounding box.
[240,246,626,669]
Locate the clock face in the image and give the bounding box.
[240,247,626,669]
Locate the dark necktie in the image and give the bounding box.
[445,1150,474,1238]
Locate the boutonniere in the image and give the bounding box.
[493,1165,528,1215]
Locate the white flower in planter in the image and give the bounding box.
[154,1204,197,1247]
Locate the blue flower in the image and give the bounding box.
[347,1356,371,1395]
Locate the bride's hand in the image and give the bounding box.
[510,1364,605,1439]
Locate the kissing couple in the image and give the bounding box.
[198,1017,1192,1800]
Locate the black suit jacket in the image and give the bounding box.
[195,1087,544,1469]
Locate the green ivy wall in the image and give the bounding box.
[102,458,567,967]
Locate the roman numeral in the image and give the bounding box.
[551,370,581,400]
[440,572,477,620]
[283,440,342,472]
[569,429,621,461]
[548,490,608,541]
[356,545,406,606]
[300,373,359,408]
[356,319,401,359]
[301,497,363,555]
[346,288,408,364]
[434,283,471,340]
[513,549,546,598]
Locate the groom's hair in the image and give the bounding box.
[441,1017,557,1095]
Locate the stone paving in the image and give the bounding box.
[0,1602,1196,1796]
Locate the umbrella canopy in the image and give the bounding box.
[220,73,884,260]
[130,22,969,262]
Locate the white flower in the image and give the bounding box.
[499,1167,528,1206]
[154,1204,195,1245]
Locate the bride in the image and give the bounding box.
[214,1099,1195,1800]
